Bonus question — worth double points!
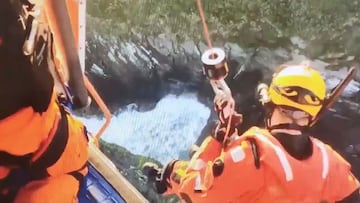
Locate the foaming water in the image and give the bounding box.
[79,93,211,164]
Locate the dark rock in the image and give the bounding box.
[84,2,360,200]
[85,29,360,179]
[99,140,181,203]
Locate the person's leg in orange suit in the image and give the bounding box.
[14,174,81,203]
[13,113,89,203]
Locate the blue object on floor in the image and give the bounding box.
[78,164,126,203]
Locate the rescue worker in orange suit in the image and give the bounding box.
[144,64,360,202]
[0,1,88,202]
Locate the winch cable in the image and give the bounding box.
[196,0,236,145]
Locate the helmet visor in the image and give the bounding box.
[272,85,324,106]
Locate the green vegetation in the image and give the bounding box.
[99,139,160,170]
[87,0,360,57]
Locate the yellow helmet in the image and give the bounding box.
[268,63,326,118]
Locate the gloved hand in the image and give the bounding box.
[142,160,178,194]
[213,94,243,143]
[213,116,242,143]
[214,94,242,125]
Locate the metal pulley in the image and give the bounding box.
[201,48,229,81]
[201,47,233,124]
[201,48,232,97]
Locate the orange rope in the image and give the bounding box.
[196,0,213,50]
[195,0,235,145]
[84,75,112,142]
[223,101,235,145]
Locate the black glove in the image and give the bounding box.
[142,160,178,194]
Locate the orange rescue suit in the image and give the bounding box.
[165,127,360,203]
[0,93,89,203]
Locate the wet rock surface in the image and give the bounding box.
[86,33,360,202]
[84,1,360,201]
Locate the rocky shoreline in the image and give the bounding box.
[83,19,360,170]
[85,31,360,202]
[83,1,360,201]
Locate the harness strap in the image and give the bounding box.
[30,105,69,179]
[246,137,261,169]
[0,152,32,168]
[0,104,73,176]
[0,103,87,201]
[68,163,87,183]
[0,166,32,203]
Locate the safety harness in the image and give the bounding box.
[0,103,88,201]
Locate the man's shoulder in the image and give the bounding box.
[311,137,351,168]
